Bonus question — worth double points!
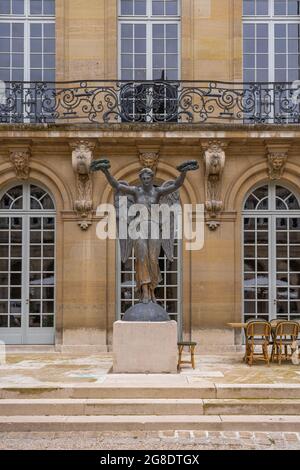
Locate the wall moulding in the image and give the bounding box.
[70,140,96,230]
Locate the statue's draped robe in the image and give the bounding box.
[132,204,162,294]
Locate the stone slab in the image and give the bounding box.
[113,321,178,374]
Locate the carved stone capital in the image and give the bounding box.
[9,148,31,180]
[201,140,227,226]
[70,140,96,229]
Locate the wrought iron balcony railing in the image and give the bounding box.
[0,80,299,125]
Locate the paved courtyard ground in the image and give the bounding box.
[1,350,300,386]
[1,350,300,450]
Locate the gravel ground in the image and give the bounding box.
[0,431,300,450]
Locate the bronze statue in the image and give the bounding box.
[91,158,199,319]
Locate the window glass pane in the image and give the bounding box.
[166,0,178,15]
[0,0,11,14]
[288,0,300,15]
[44,0,55,15]
[0,23,10,36]
[30,0,42,15]
[12,38,24,52]
[243,0,255,15]
[121,0,133,15]
[12,23,23,37]
[152,1,164,15]
[274,0,287,15]
[121,24,133,38]
[256,0,268,15]
[31,24,42,37]
[135,0,146,15]
[12,0,24,14]
[44,23,55,37]
[0,38,10,52]
[134,24,146,37]
[0,54,10,66]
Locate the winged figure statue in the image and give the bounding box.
[91,158,199,304]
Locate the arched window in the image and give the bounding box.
[0,183,56,344]
[243,182,300,322]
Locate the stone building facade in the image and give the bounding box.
[0,0,299,351]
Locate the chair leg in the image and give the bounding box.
[248,343,254,366]
[285,345,288,360]
[245,343,250,365]
[278,344,282,365]
[177,345,183,370]
[263,344,269,365]
[271,344,275,362]
[191,345,196,369]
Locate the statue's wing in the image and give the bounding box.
[114,182,134,263]
[159,181,180,263]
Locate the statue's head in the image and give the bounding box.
[139,167,154,187]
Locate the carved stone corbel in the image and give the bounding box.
[137,145,160,174]
[9,148,31,180]
[201,140,227,229]
[70,140,95,230]
[265,143,290,180]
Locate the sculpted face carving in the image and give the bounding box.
[268,152,288,180]
[72,143,93,175]
[139,152,159,173]
[10,150,30,180]
[272,157,283,170]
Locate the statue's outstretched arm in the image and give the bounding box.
[157,171,186,197]
[158,160,199,197]
[102,168,137,195]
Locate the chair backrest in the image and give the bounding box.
[275,321,299,338]
[246,320,271,338]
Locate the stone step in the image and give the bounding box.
[2,383,300,400]
[1,415,300,432]
[203,399,300,416]
[0,385,215,399]
[1,398,300,416]
[0,398,204,416]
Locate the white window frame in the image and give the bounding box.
[0,182,56,345]
[242,182,300,322]
[0,0,55,81]
[118,0,181,80]
[243,0,300,82]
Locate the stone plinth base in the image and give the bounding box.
[113,320,178,374]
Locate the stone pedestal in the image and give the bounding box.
[113,320,178,373]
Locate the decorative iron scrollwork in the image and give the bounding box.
[0,80,299,124]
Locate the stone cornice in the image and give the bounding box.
[0,123,300,140]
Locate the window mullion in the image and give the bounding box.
[269,21,274,82]
[147,21,152,80]
[147,0,151,18]
[24,19,30,81]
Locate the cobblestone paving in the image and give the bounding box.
[0,431,300,450]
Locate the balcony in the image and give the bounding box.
[0,80,299,125]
